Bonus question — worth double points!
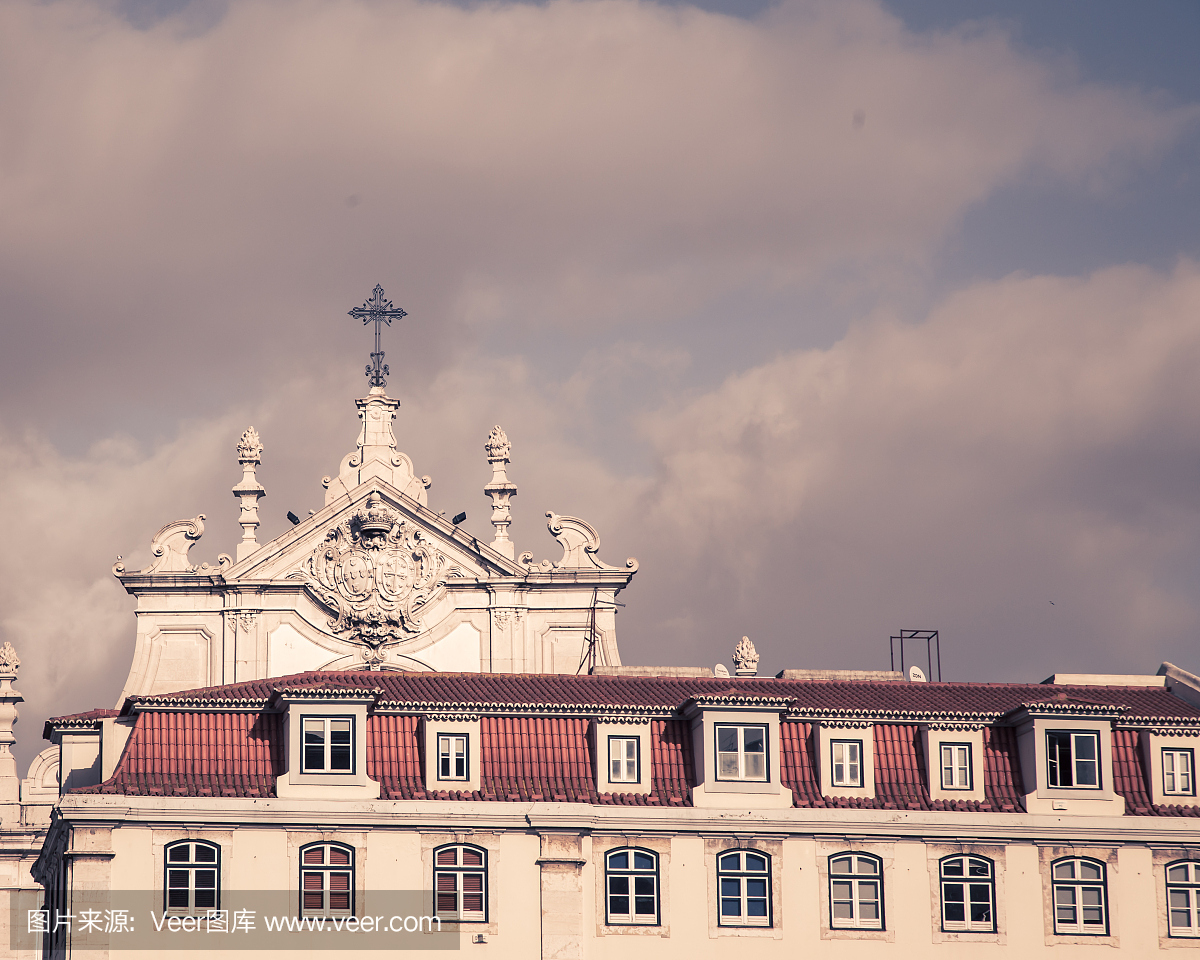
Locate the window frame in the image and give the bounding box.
[831,739,863,789]
[1167,860,1200,939]
[714,724,768,782]
[299,842,355,918]
[938,855,994,933]
[608,735,640,784]
[437,733,469,782]
[163,840,220,915]
[716,849,772,928]
[605,847,660,926]
[828,852,884,930]
[1051,856,1108,936]
[1046,730,1101,790]
[1162,748,1196,797]
[300,714,356,775]
[433,843,488,923]
[940,743,973,791]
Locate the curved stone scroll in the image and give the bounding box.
[521,512,638,572]
[112,515,230,576]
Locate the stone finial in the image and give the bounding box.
[733,636,759,677]
[0,642,18,678]
[232,426,266,562]
[485,425,511,461]
[237,426,263,463]
[483,425,518,559]
[0,642,21,811]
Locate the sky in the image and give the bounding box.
[2,0,1200,770]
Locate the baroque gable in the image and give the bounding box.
[110,385,638,702]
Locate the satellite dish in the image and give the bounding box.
[909,665,927,682]
[714,663,730,678]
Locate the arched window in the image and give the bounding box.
[717,850,771,927]
[939,855,994,932]
[1051,857,1107,935]
[1167,860,1200,939]
[300,842,354,917]
[829,852,883,929]
[164,841,219,914]
[605,848,659,925]
[434,844,487,922]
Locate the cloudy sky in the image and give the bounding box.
[2,0,1199,768]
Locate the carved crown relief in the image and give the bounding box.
[301,494,457,646]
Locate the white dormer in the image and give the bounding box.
[1008,705,1124,816]
[815,722,876,800]
[921,725,987,804]
[684,695,793,809]
[274,688,381,800]
[421,715,482,794]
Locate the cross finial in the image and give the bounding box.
[348,284,408,389]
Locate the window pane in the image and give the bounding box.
[633,877,655,896]
[462,874,483,892]
[463,893,483,912]
[942,857,963,877]
[195,845,216,864]
[634,897,656,916]
[609,877,628,895]
[718,753,740,778]
[719,853,740,871]
[831,857,853,875]
[720,878,740,897]
[303,872,324,890]
[633,852,655,870]
[717,727,738,752]
[329,847,351,866]
[745,854,767,872]
[437,893,458,913]
[747,899,768,917]
[968,858,990,877]
[1074,734,1096,761]
[195,870,216,890]
[744,753,765,780]
[943,883,965,923]
[1168,864,1190,882]
[195,888,216,910]
[608,852,628,870]
[743,728,764,753]
[1055,887,1076,923]
[721,898,741,917]
[1169,889,1190,909]
[304,744,324,770]
[462,848,484,867]
[1053,862,1075,880]
[746,879,767,898]
[1080,862,1102,881]
[436,873,456,892]
[436,849,457,866]
[168,846,191,863]
[609,896,629,916]
[857,858,878,875]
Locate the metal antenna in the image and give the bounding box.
[348,284,408,389]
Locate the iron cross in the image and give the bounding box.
[348,284,408,388]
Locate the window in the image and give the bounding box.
[606,848,658,925]
[1046,731,1099,788]
[940,744,972,790]
[302,716,353,773]
[831,740,863,788]
[829,853,882,929]
[164,841,219,914]
[718,850,771,927]
[301,843,353,917]
[609,736,639,783]
[434,844,487,922]
[939,856,994,932]
[1163,749,1195,797]
[716,725,767,781]
[1051,857,1107,935]
[1167,860,1200,938]
[437,734,468,781]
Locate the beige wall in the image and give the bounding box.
[45,796,1200,959]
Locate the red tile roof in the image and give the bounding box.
[68,669,1200,816]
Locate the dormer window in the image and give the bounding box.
[438,734,468,781]
[831,740,862,788]
[716,724,767,781]
[1047,731,1099,788]
[302,716,354,773]
[609,736,639,783]
[1163,748,1195,797]
[941,744,972,790]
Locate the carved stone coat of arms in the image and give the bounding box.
[302,495,450,646]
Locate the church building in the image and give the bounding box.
[6,288,1200,957]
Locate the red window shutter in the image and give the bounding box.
[329,892,351,911]
[329,847,351,866]
[462,848,483,866]
[436,873,457,891]
[436,893,458,914]
[303,872,323,890]
[303,892,324,911]
[462,873,483,892]
[436,849,457,866]
[303,848,324,865]
[329,872,350,891]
